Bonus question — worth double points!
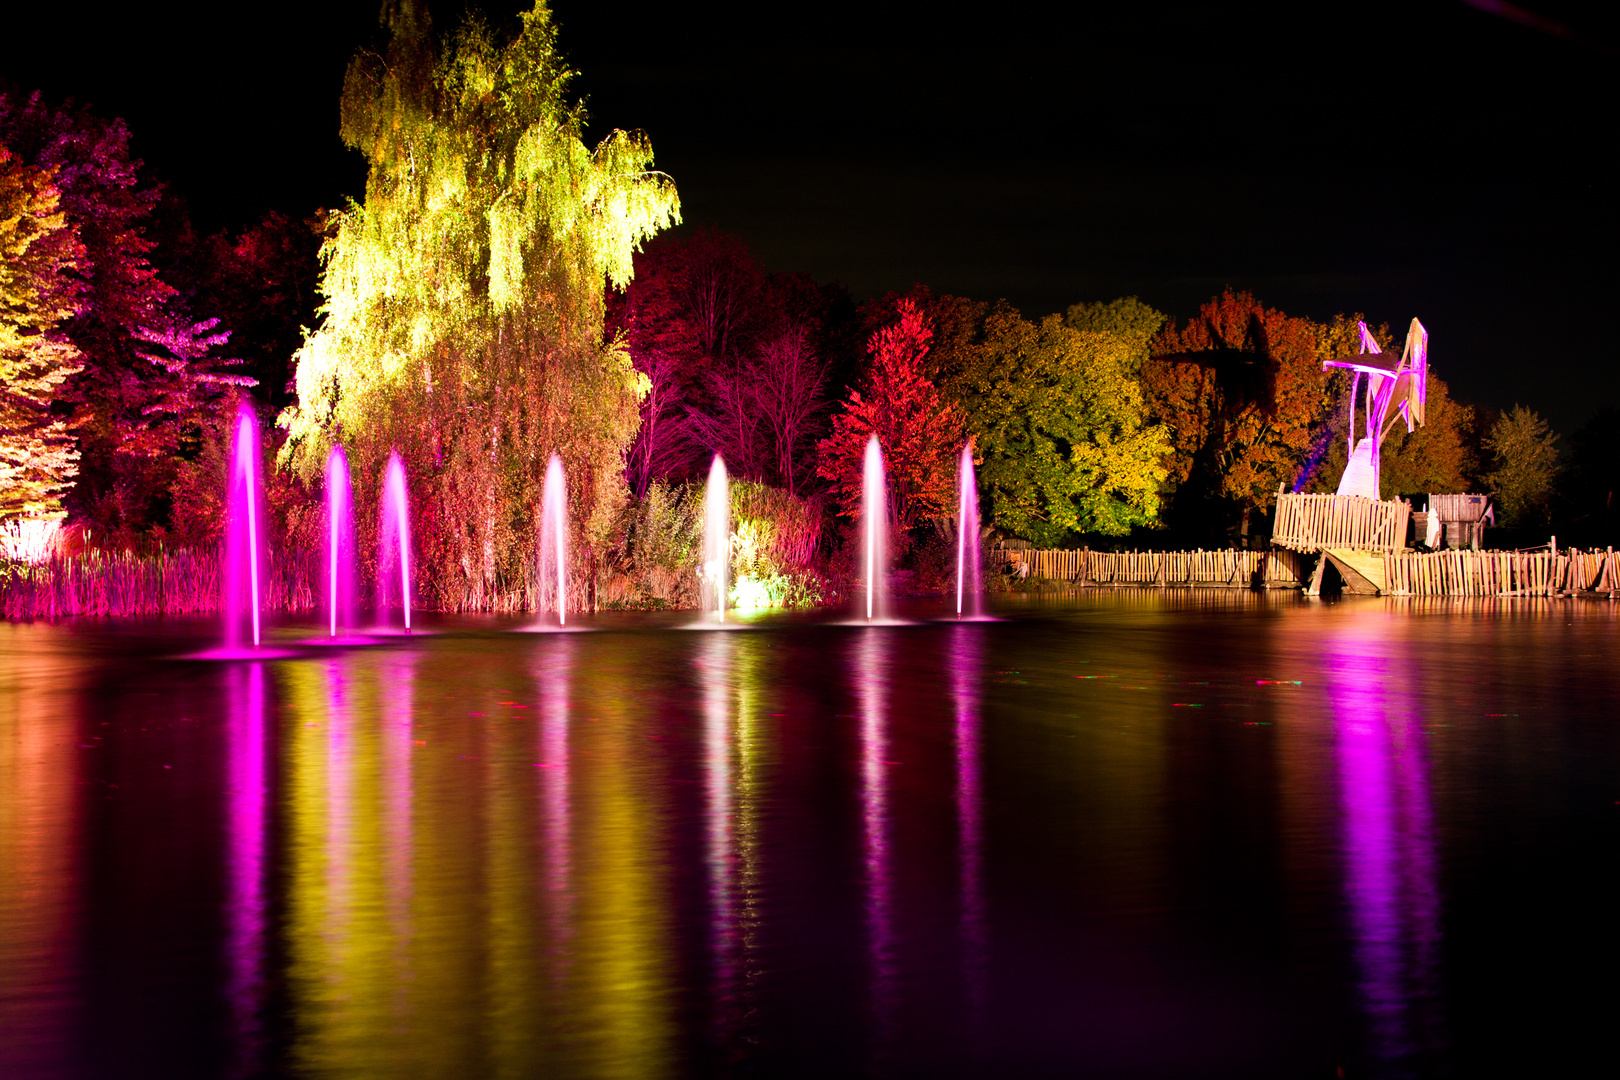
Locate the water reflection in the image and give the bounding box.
[379,651,414,977]
[224,663,267,1078]
[1327,623,1445,1075]
[854,628,896,1054]
[949,624,988,1052]
[567,641,677,1075]
[4,599,1612,1076]
[699,632,740,1035]
[281,649,421,1075]
[0,630,80,1077]
[536,635,574,965]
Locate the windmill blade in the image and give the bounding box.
[1401,317,1428,427]
[1357,320,1382,354]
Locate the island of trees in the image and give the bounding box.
[2,2,1613,610]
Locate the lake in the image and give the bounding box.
[1,594,1616,1078]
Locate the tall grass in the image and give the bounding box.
[2,478,833,619]
[0,546,320,619]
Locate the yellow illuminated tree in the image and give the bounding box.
[280,1,679,607]
[939,305,1168,544]
[0,148,82,520]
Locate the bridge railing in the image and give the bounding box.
[1272,492,1409,553]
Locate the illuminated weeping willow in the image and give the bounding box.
[280,1,679,609]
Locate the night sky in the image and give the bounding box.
[6,0,1616,433]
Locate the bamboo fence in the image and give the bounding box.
[1272,492,1410,553]
[1,547,320,618]
[1000,545,1619,599]
[1382,546,1618,597]
[1002,547,1304,588]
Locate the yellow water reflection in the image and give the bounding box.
[0,626,82,1076]
[561,640,677,1077]
[274,639,679,1078]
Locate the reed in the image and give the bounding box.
[1,546,320,619]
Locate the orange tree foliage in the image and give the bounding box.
[1146,289,1333,508]
[815,299,963,530]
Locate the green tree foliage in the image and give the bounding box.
[0,148,82,519]
[816,299,963,531]
[280,1,679,608]
[935,305,1168,545]
[1484,405,1560,526]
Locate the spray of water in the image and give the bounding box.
[863,436,886,621]
[540,454,569,626]
[224,403,265,649]
[325,444,356,637]
[956,442,983,618]
[703,455,729,623]
[379,452,412,631]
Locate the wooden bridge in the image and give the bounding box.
[1272,492,1410,553]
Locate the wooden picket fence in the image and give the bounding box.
[0,547,320,618]
[1383,546,1618,597]
[1273,492,1410,553]
[1002,547,1305,588]
[999,544,1618,598]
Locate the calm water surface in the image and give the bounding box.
[1,594,1616,1078]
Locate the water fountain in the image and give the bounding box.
[325,444,357,638]
[703,455,729,624]
[539,454,569,627]
[378,452,412,632]
[956,442,984,619]
[224,402,265,650]
[863,435,887,622]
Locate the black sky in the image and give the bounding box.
[5,1,1616,433]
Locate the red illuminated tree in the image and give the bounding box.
[816,299,963,529]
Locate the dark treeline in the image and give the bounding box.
[3,42,1615,605]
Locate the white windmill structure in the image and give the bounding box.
[1322,317,1429,501]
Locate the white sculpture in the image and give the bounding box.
[1323,318,1428,501]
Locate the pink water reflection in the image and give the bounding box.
[380,652,415,961]
[1327,632,1445,1072]
[949,624,988,1048]
[854,628,896,1050]
[224,662,267,1078]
